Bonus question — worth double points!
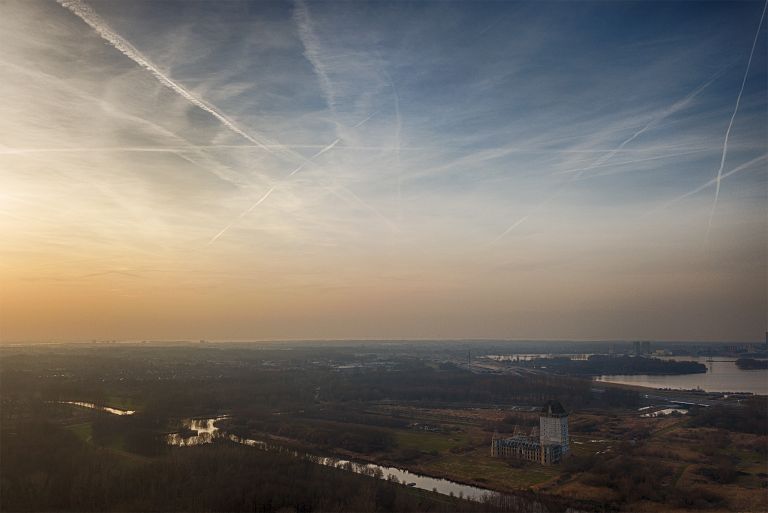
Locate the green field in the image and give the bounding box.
[423,449,560,490]
[106,396,138,409]
[66,422,92,443]
[394,429,471,453]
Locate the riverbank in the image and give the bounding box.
[592,378,762,407]
[594,357,768,396]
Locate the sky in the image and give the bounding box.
[1,0,766,343]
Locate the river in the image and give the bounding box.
[166,416,496,500]
[596,356,767,395]
[166,416,570,511]
[59,401,135,415]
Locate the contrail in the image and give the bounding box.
[0,142,411,155]
[352,111,378,128]
[382,69,402,222]
[207,188,276,245]
[206,138,341,245]
[306,138,339,162]
[489,215,530,246]
[0,57,252,186]
[293,0,337,116]
[56,0,299,163]
[283,138,340,179]
[650,153,768,214]
[206,110,379,246]
[572,72,720,181]
[490,73,719,244]
[556,148,711,180]
[706,0,767,241]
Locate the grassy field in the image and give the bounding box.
[422,448,560,491]
[569,436,613,457]
[393,429,471,453]
[383,418,562,492]
[66,422,92,443]
[106,396,138,409]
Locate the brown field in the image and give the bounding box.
[338,403,768,512]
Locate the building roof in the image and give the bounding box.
[541,400,567,416]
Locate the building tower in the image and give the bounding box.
[539,400,569,456]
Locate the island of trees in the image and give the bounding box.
[735,358,768,370]
[518,355,706,375]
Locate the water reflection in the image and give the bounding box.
[166,416,497,500]
[312,456,497,502]
[597,356,768,394]
[640,408,688,418]
[60,401,135,415]
[167,416,588,511]
[166,416,229,446]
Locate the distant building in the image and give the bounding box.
[491,400,570,465]
[633,341,652,355]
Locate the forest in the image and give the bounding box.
[736,358,768,370]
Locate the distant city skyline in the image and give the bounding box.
[1,0,765,342]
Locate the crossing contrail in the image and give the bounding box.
[490,73,720,244]
[706,0,767,241]
[572,72,720,181]
[206,109,379,246]
[56,0,300,164]
[205,143,336,246]
[650,153,768,214]
[206,188,276,246]
[205,138,345,245]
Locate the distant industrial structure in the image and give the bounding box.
[633,341,652,355]
[491,401,570,465]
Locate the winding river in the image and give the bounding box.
[57,403,578,510]
[167,416,565,511]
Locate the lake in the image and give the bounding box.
[597,356,767,395]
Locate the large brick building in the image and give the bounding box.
[491,400,570,465]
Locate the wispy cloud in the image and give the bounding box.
[293,0,337,117]
[489,74,719,244]
[3,0,765,341]
[56,0,301,165]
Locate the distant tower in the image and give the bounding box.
[539,400,569,456]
